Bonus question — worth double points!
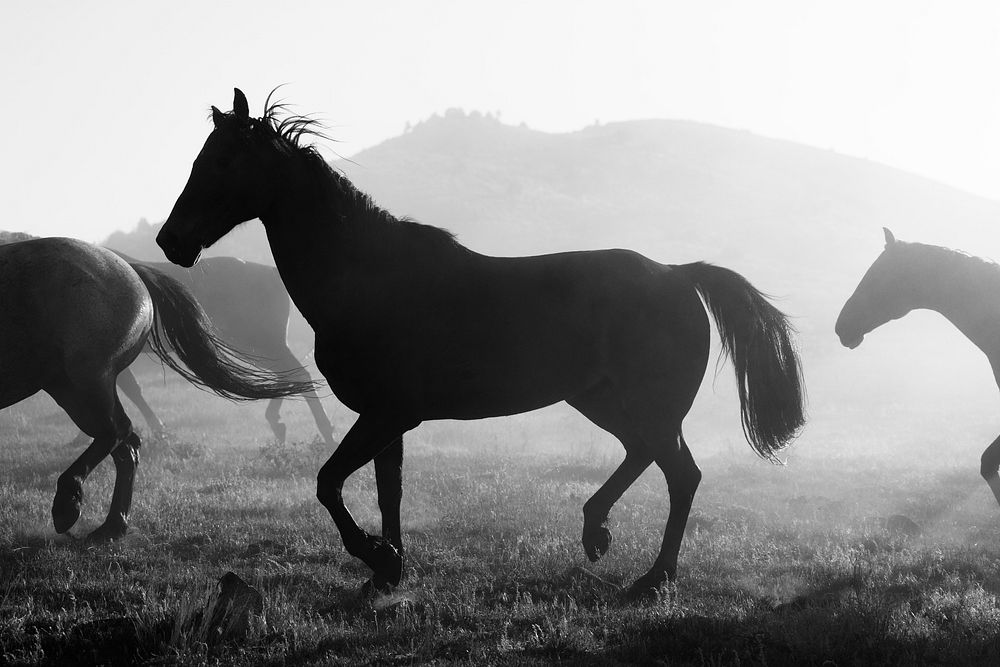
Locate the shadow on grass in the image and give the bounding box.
[6,613,173,666]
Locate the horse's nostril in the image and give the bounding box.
[156,230,176,254]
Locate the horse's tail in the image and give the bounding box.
[676,261,805,461]
[129,263,318,401]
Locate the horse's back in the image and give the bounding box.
[483,248,711,374]
[0,238,152,389]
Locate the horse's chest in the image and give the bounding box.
[313,329,406,413]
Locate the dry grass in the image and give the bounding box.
[2,363,1000,664]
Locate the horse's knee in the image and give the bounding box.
[666,462,702,499]
[316,469,342,509]
[688,465,703,491]
[111,431,141,468]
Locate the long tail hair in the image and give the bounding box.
[677,262,805,460]
[129,263,317,400]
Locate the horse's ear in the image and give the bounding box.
[233,88,250,124]
[883,227,896,247]
[211,106,225,128]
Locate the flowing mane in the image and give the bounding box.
[215,98,463,254]
[902,241,1000,287]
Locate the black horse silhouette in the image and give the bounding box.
[157,89,805,599]
[0,237,314,540]
[837,228,1000,505]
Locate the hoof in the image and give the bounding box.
[582,525,612,562]
[358,575,395,599]
[149,426,171,444]
[360,536,403,587]
[52,479,83,534]
[87,519,128,542]
[271,422,287,444]
[623,573,670,602]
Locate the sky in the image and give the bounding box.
[3,0,1000,242]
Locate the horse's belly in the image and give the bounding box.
[0,347,48,408]
[317,343,595,419]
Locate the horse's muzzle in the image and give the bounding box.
[838,333,864,349]
[156,229,200,268]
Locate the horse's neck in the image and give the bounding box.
[263,214,341,330]
[915,254,1000,353]
[262,169,381,331]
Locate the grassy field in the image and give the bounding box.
[3,362,1000,665]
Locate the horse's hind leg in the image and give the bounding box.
[88,401,141,541]
[306,390,336,445]
[568,383,654,563]
[265,398,287,443]
[626,430,701,599]
[48,374,134,537]
[980,435,1000,506]
[117,366,165,438]
[582,450,652,561]
[582,369,704,600]
[70,367,161,445]
[263,346,335,444]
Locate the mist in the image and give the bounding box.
[5,3,1000,663]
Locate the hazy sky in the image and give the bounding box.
[3,1,1000,242]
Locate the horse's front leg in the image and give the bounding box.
[365,436,405,594]
[980,434,1000,507]
[316,414,413,588]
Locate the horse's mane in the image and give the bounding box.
[893,240,1000,300]
[903,240,1000,275]
[216,96,463,255]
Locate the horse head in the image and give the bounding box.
[835,228,918,348]
[158,89,278,267]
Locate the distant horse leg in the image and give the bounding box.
[89,402,141,541]
[265,346,335,444]
[569,384,653,562]
[627,431,701,599]
[265,398,287,443]
[48,376,130,536]
[70,367,162,446]
[305,389,336,445]
[369,436,405,591]
[316,414,412,587]
[117,367,165,437]
[284,349,335,445]
[980,434,1000,507]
